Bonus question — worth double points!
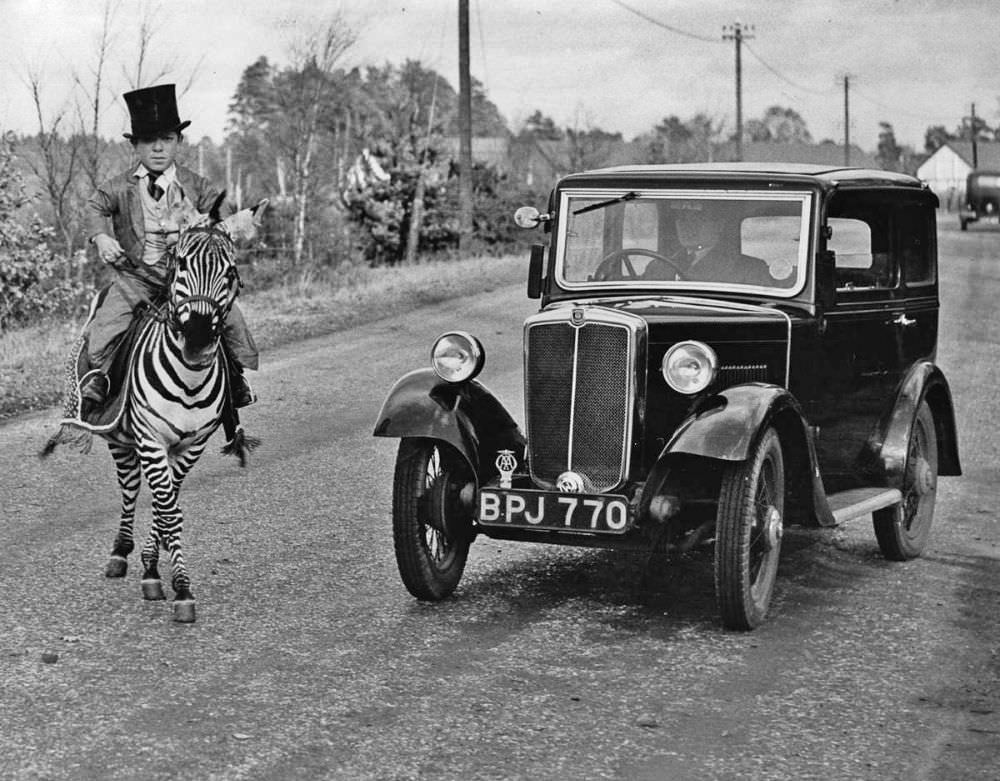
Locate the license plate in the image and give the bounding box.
[477,488,630,534]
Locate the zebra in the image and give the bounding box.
[42,195,268,623]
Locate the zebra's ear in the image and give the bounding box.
[220,199,268,241]
[250,198,269,221]
[208,191,228,224]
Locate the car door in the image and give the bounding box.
[895,197,939,368]
[809,191,909,491]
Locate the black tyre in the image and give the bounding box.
[873,401,938,561]
[714,427,785,630]
[960,218,968,231]
[392,438,473,601]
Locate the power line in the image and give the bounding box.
[742,41,835,97]
[851,85,957,125]
[608,0,719,43]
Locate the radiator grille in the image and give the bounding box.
[717,363,769,385]
[525,317,634,491]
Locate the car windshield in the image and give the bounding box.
[556,189,813,296]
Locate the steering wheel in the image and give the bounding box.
[594,247,688,281]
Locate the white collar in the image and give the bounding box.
[134,162,178,186]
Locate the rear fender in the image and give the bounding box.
[373,368,525,480]
[863,361,962,485]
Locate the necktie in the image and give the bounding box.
[148,172,164,201]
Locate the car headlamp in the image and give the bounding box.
[431,331,485,383]
[662,340,718,394]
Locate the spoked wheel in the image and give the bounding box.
[392,438,474,601]
[873,401,938,561]
[714,427,785,630]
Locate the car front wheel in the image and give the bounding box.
[714,427,785,630]
[873,401,938,560]
[392,438,473,601]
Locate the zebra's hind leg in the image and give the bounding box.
[106,444,141,578]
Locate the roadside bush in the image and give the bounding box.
[0,134,93,330]
[344,151,543,265]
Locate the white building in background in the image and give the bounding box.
[917,141,1000,211]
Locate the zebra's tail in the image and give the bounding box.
[39,422,94,459]
[220,426,261,468]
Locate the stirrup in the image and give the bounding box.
[232,376,257,409]
[79,370,109,404]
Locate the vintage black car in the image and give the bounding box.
[959,169,1000,230]
[374,163,961,630]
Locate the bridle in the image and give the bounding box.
[166,225,241,338]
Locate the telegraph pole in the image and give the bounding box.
[971,102,979,168]
[843,75,851,166]
[722,22,753,162]
[458,0,474,252]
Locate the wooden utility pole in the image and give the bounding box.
[722,22,753,162]
[458,0,474,251]
[971,102,979,168]
[843,75,851,166]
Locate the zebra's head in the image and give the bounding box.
[168,194,268,364]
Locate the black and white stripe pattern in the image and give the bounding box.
[104,219,243,615]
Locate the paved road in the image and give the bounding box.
[1,221,998,780]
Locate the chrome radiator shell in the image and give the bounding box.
[523,307,645,491]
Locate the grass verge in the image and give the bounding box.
[0,254,526,422]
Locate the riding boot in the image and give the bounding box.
[230,365,257,409]
[78,371,110,419]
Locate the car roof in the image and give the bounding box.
[558,162,927,191]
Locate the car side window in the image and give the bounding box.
[827,196,897,295]
[898,204,935,286]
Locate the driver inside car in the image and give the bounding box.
[644,201,774,286]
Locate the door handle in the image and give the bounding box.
[891,313,916,327]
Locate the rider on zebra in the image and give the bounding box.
[82,84,258,417]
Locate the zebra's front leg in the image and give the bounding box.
[106,444,142,578]
[140,446,200,622]
[140,528,165,601]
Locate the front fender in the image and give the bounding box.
[659,383,835,527]
[664,384,799,461]
[373,368,525,479]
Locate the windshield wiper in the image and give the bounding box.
[573,191,638,215]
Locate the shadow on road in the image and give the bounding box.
[419,523,909,640]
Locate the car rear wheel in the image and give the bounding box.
[714,427,785,630]
[873,401,938,560]
[392,438,473,601]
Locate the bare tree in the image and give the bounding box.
[23,72,83,262]
[122,2,174,91]
[283,17,357,266]
[73,0,120,192]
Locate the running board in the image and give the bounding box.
[827,487,902,524]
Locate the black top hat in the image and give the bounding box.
[122,84,191,140]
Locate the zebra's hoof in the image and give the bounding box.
[141,579,165,600]
[172,599,196,623]
[105,555,128,578]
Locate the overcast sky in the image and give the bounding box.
[1,0,997,152]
